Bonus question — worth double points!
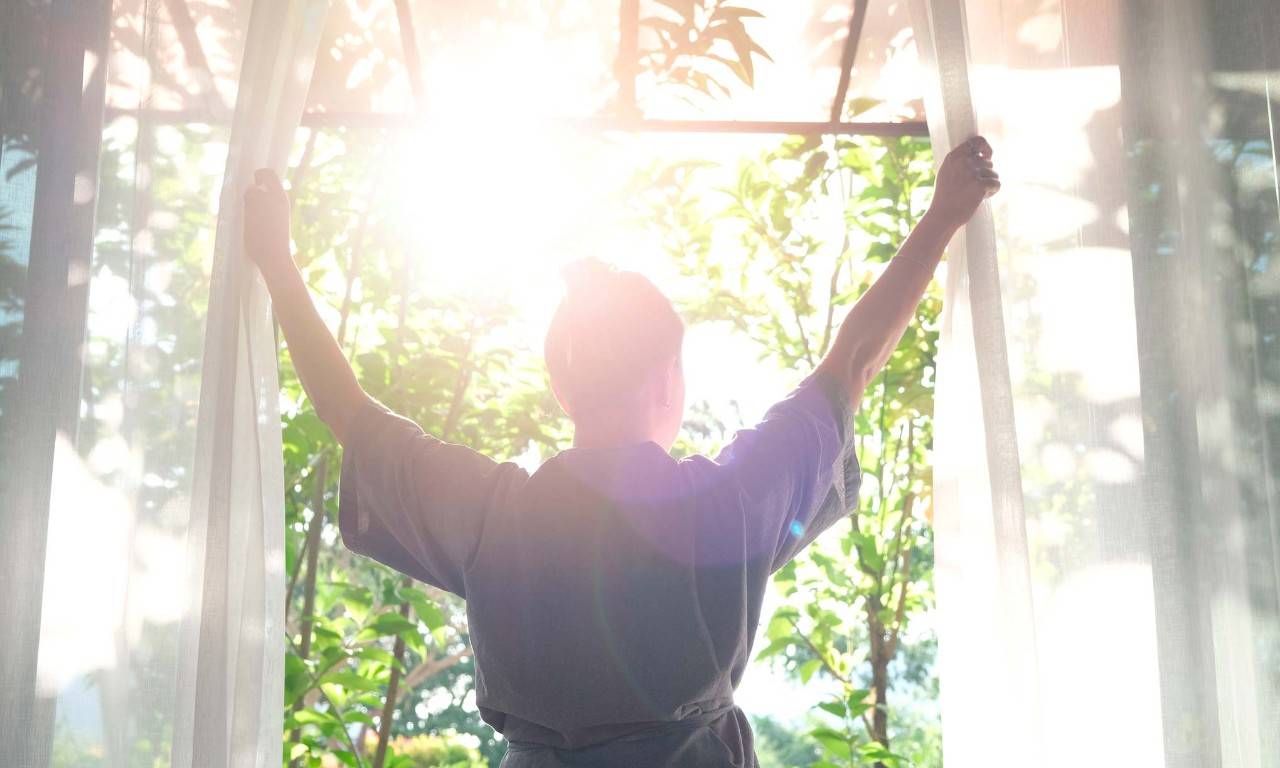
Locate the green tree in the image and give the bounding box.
[362,733,487,768]
[751,715,823,768]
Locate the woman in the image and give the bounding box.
[244,136,999,767]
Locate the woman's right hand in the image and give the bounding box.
[924,136,1001,230]
[243,168,294,276]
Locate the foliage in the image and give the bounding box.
[639,0,773,101]
[637,132,940,767]
[751,715,824,768]
[360,733,486,768]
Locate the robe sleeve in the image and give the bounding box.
[711,369,862,572]
[338,398,527,596]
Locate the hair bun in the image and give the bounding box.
[561,258,616,297]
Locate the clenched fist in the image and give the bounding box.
[927,136,1000,228]
[243,168,293,274]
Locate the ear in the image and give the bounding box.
[550,377,573,419]
[658,354,681,408]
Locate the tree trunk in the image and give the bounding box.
[871,645,890,750]
[288,457,328,763]
[372,596,411,768]
[865,594,891,767]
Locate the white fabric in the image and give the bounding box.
[174,1,327,765]
[2,1,325,765]
[913,1,1280,767]
[0,2,113,765]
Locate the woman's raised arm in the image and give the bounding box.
[243,169,369,445]
[817,136,1000,407]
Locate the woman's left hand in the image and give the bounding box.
[926,135,1001,229]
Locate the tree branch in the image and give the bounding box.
[372,595,411,768]
[885,544,913,660]
[792,303,815,367]
[296,458,327,659]
[318,681,367,767]
[819,231,848,358]
[287,458,328,758]
[392,647,472,708]
[786,616,850,686]
[884,422,916,595]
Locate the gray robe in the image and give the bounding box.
[339,371,860,767]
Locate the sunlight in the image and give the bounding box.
[388,118,596,295]
[381,14,624,331]
[379,2,622,301]
[35,432,188,700]
[1039,563,1164,767]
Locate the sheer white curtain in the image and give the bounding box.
[175,1,328,764]
[0,0,325,765]
[912,1,1280,766]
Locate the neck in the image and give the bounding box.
[571,410,656,449]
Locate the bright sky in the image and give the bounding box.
[383,124,806,410]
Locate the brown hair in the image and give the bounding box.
[544,259,684,416]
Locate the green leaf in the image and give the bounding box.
[765,614,794,641]
[312,624,343,643]
[284,652,311,704]
[859,741,903,765]
[846,688,874,717]
[399,587,448,631]
[808,726,852,760]
[344,710,376,727]
[816,700,846,718]
[356,645,398,668]
[857,537,886,573]
[846,96,882,119]
[803,151,829,182]
[322,670,384,692]
[754,636,791,661]
[798,658,823,683]
[364,611,419,639]
[291,709,338,726]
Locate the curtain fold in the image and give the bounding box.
[175,1,328,765]
[906,1,1042,764]
[914,1,1280,766]
[0,2,112,764]
[2,1,326,765]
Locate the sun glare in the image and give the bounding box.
[379,20,634,343]
[383,117,617,355]
[389,120,591,281]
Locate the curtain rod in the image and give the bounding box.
[103,107,929,137]
[297,112,930,136]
